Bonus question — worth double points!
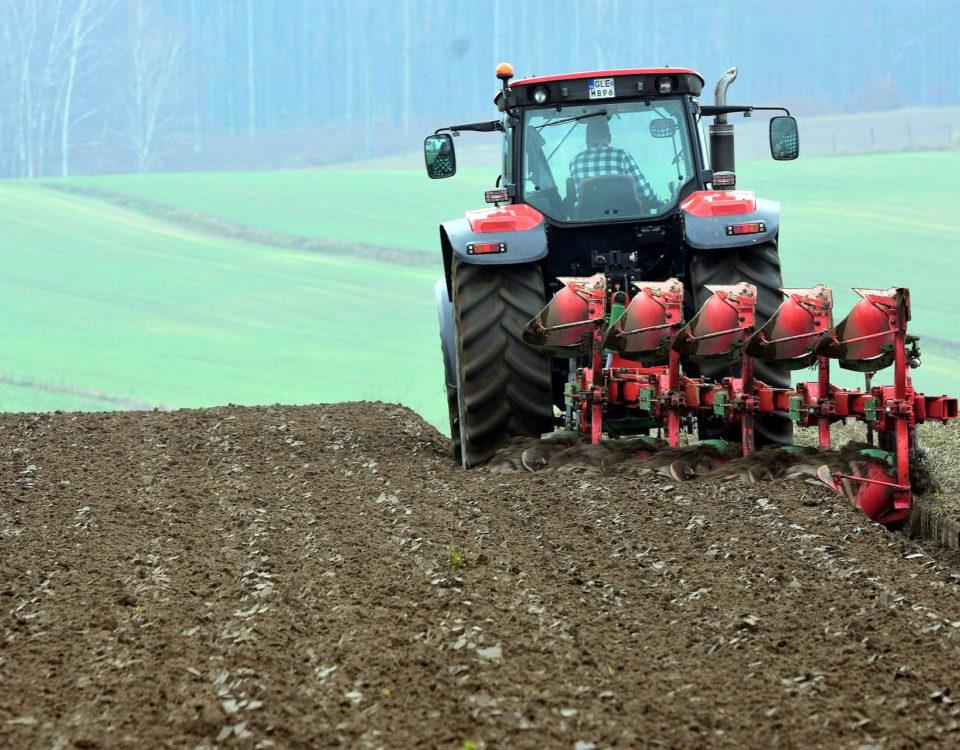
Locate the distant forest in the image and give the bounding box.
[0,0,956,177]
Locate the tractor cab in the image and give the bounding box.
[426,65,797,229]
[498,68,707,225]
[518,94,692,223]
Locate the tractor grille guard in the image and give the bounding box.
[522,277,959,526]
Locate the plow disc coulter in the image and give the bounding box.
[523,277,958,526]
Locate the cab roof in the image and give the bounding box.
[511,67,704,88]
[495,68,705,111]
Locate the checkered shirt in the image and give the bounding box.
[569,145,657,203]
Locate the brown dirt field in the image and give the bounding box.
[2,403,960,749]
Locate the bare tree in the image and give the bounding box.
[0,7,17,174]
[15,0,78,176]
[121,0,186,172]
[401,0,411,138]
[0,0,114,177]
[60,0,114,176]
[245,0,255,137]
[4,0,43,176]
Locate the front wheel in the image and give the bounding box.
[687,240,793,447]
[452,260,554,467]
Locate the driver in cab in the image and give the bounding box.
[569,118,657,205]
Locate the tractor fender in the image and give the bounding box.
[435,278,456,388]
[681,190,780,250]
[439,204,548,298]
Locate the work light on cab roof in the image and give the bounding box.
[423,61,955,531]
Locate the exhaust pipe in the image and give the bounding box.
[709,66,738,176]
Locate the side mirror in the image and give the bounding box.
[649,118,678,139]
[424,134,456,179]
[770,116,799,160]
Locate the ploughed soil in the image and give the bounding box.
[3,403,960,749]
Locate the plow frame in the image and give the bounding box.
[525,276,958,526]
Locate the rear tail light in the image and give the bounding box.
[467,242,507,255]
[725,222,766,236]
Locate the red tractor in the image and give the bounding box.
[427,64,798,466]
[425,64,957,525]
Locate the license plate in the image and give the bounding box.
[588,77,615,100]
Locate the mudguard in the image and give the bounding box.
[435,279,456,388]
[440,204,548,298]
[681,190,780,250]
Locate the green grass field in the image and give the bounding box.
[0,183,448,424]
[6,150,959,428]
[743,152,960,391]
[57,166,497,253]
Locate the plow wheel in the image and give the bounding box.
[688,240,793,446]
[452,260,554,467]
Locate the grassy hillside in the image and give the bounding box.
[57,166,496,253]
[6,150,959,427]
[0,184,447,425]
[60,151,960,393]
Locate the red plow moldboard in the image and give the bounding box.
[522,276,958,526]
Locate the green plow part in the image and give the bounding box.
[712,392,729,416]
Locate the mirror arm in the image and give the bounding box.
[750,106,792,116]
[435,120,505,135]
[699,105,791,117]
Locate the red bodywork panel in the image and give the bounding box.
[465,204,543,233]
[681,190,757,218]
[512,67,704,87]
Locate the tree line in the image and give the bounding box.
[0,0,955,178]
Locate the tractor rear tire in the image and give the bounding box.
[452,260,554,467]
[687,240,793,447]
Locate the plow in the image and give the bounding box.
[523,276,957,526]
[423,62,958,530]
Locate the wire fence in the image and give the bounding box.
[734,106,960,160]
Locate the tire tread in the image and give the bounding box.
[453,261,554,466]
